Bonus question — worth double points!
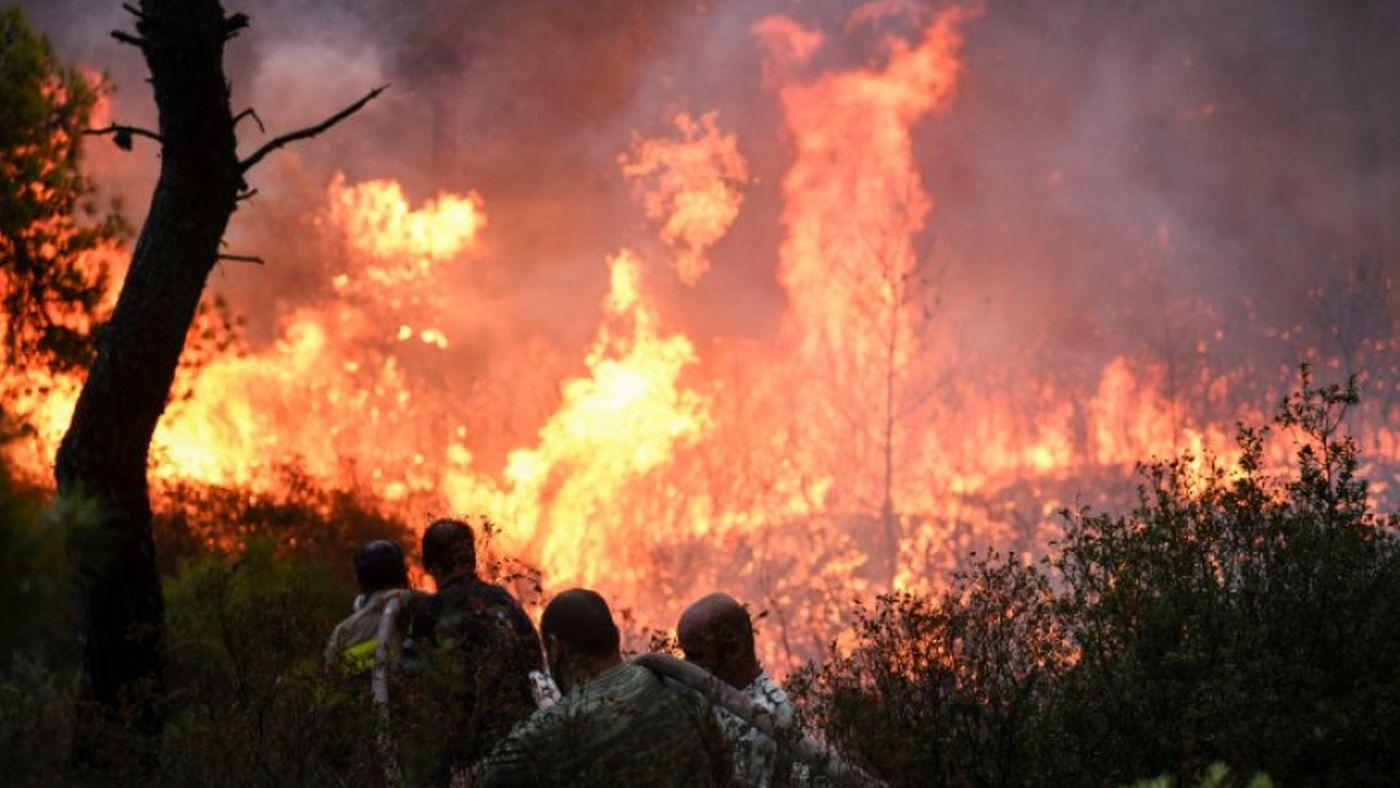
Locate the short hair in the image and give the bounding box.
[541,588,620,658]
[353,539,408,592]
[421,518,477,576]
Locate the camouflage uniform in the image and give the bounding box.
[404,574,545,784]
[474,660,731,787]
[718,671,797,788]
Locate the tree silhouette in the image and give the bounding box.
[55,1,381,768]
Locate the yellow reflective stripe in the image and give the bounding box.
[341,638,378,673]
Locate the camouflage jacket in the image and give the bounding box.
[474,660,731,787]
[717,671,797,788]
[403,575,545,781]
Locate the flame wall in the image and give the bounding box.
[9,0,1399,669]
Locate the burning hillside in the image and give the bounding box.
[5,0,1398,673]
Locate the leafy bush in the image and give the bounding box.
[152,466,411,574]
[0,472,413,787]
[791,369,1400,786]
[789,557,1072,785]
[157,539,385,787]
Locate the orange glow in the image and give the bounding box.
[4,3,1396,676]
[621,112,749,285]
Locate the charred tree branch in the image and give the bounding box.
[216,253,264,265]
[223,12,250,40]
[238,85,386,173]
[84,124,163,151]
[233,108,265,133]
[110,29,147,49]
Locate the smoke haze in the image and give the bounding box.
[15,0,1398,661]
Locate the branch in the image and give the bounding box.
[238,85,387,174]
[217,253,265,265]
[110,29,147,49]
[234,108,266,133]
[223,13,250,40]
[84,124,162,151]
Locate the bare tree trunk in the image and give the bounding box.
[56,1,381,769]
[879,285,900,586]
[56,1,239,766]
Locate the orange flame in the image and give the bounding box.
[621,112,749,285]
[4,4,1396,675]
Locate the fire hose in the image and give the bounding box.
[632,653,888,788]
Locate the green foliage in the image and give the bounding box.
[790,556,1071,786]
[0,469,415,787]
[158,540,386,787]
[0,465,75,669]
[0,466,78,784]
[0,7,127,375]
[791,368,1400,786]
[1128,762,1273,788]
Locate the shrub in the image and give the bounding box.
[157,539,386,787]
[791,369,1400,786]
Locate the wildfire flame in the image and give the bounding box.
[621,112,750,285]
[4,2,1396,673]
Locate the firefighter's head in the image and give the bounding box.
[353,539,409,594]
[421,518,478,582]
[540,588,622,693]
[678,591,760,690]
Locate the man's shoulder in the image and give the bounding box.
[437,578,524,614]
[748,671,790,702]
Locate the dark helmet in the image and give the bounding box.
[354,539,409,593]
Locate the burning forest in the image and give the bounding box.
[1,1,1398,786]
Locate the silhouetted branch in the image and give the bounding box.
[234,108,265,133]
[217,253,265,265]
[223,13,250,40]
[110,29,147,49]
[239,85,386,173]
[85,124,162,151]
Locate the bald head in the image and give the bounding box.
[678,592,761,689]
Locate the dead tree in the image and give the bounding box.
[835,178,941,586]
[55,0,381,765]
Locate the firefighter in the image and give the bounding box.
[474,589,731,787]
[679,592,798,788]
[323,539,413,674]
[405,518,549,783]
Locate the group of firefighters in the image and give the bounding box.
[323,518,819,787]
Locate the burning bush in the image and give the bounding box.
[790,369,1400,786]
[151,464,412,575]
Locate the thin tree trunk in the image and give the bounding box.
[880,292,899,586]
